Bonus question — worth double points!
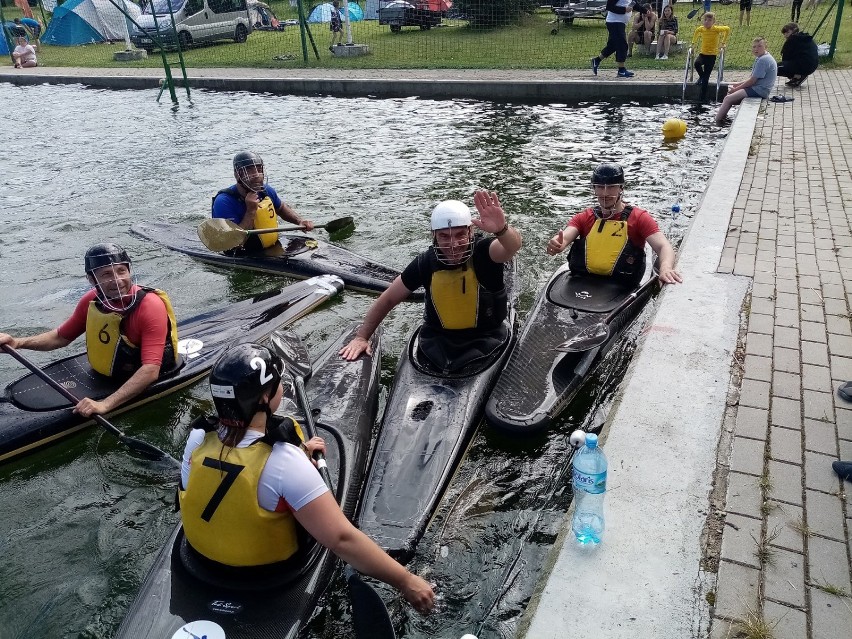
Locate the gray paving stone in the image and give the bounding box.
[776,277,799,294]
[805,451,843,494]
[741,379,771,410]
[826,315,852,336]
[771,427,803,464]
[801,304,825,324]
[809,586,852,639]
[752,283,775,299]
[735,406,770,440]
[822,283,848,300]
[708,617,734,639]
[801,320,828,343]
[805,419,840,456]
[772,397,803,430]
[799,288,822,305]
[726,471,764,517]
[750,295,775,315]
[764,547,806,607]
[804,390,835,422]
[766,501,804,553]
[831,356,852,382]
[714,560,760,621]
[806,491,847,542]
[744,355,772,383]
[825,297,850,316]
[774,347,801,373]
[774,307,800,329]
[774,326,801,350]
[749,312,775,335]
[731,437,767,476]
[763,600,807,639]
[802,341,830,367]
[829,334,852,358]
[720,513,762,569]
[837,408,852,440]
[773,372,802,401]
[769,460,803,506]
[745,332,774,357]
[803,364,834,393]
[806,536,852,596]
[775,292,798,310]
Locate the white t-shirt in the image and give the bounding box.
[606,0,633,24]
[181,428,328,512]
[13,44,36,64]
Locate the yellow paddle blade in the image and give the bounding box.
[197,218,248,252]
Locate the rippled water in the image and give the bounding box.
[0,82,724,638]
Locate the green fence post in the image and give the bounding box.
[164,0,190,100]
[828,0,845,58]
[296,0,309,63]
[0,2,16,67]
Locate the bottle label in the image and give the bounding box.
[573,469,606,494]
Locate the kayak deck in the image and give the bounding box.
[132,221,424,299]
[0,276,343,463]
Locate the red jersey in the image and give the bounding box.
[57,285,169,367]
[568,205,660,247]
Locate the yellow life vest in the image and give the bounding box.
[179,431,300,566]
[254,195,279,249]
[85,288,180,378]
[568,206,646,285]
[430,262,480,330]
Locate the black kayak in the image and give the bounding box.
[0,275,343,463]
[132,221,424,299]
[485,257,656,434]
[115,324,382,639]
[357,262,518,563]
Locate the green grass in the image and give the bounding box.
[4,2,850,70]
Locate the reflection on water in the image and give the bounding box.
[0,82,723,638]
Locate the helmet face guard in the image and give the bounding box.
[591,163,625,217]
[233,151,266,194]
[430,200,473,266]
[210,343,285,429]
[84,244,137,312]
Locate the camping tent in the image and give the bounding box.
[307,2,363,23]
[42,0,141,46]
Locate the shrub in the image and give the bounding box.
[454,0,539,28]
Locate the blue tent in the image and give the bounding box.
[42,0,140,46]
[308,2,363,23]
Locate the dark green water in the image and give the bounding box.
[0,83,724,639]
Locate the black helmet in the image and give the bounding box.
[84,243,131,275]
[591,163,625,186]
[209,343,284,428]
[233,151,264,171]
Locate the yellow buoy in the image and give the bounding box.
[662,118,687,140]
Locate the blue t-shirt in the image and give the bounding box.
[751,53,778,98]
[212,184,283,223]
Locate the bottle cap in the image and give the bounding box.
[585,433,598,449]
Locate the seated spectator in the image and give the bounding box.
[12,36,37,69]
[656,4,678,60]
[715,37,776,125]
[777,22,818,87]
[628,4,657,57]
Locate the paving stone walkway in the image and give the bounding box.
[714,70,852,638]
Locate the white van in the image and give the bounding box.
[131,0,253,51]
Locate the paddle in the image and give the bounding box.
[554,275,658,353]
[197,217,355,253]
[687,8,700,18]
[1,344,174,461]
[269,329,397,639]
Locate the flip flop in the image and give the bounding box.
[769,95,795,103]
[838,381,852,402]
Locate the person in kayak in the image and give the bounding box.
[0,244,180,417]
[179,343,435,613]
[546,163,682,286]
[212,151,315,253]
[339,191,522,369]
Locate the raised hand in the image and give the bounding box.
[547,230,566,255]
[471,191,507,235]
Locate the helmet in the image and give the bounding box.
[430,200,472,230]
[209,343,284,428]
[591,163,625,186]
[84,243,131,275]
[233,151,266,193]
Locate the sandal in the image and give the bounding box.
[839,381,852,402]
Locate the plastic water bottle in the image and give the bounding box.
[571,433,607,545]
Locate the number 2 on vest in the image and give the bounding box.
[199,457,245,521]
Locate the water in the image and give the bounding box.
[571,434,608,546]
[0,82,724,638]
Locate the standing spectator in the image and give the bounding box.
[715,37,777,125]
[778,22,818,87]
[12,36,37,68]
[692,12,730,101]
[591,0,635,78]
[628,4,657,58]
[739,0,752,26]
[656,4,679,60]
[329,0,344,51]
[13,17,41,50]
[791,0,803,21]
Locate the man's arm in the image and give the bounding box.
[646,231,683,284]
[0,329,72,352]
[74,363,161,417]
[339,277,412,361]
[276,201,315,232]
[546,225,581,255]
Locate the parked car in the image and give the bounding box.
[130,0,252,51]
[377,0,451,33]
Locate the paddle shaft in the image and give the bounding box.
[244,217,353,237]
[599,274,657,326]
[292,374,334,489]
[1,344,173,461]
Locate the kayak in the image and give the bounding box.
[0,275,343,463]
[132,221,424,299]
[485,255,656,434]
[115,324,382,639]
[357,262,518,563]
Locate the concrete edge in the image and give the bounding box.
[0,72,724,101]
[519,99,762,639]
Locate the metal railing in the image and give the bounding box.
[715,46,726,103]
[682,46,694,104]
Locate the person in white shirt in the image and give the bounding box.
[12,37,37,68]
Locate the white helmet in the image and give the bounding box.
[430,200,472,230]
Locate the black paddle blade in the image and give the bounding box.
[687,8,699,18]
[269,329,312,380]
[324,216,355,234]
[555,322,609,353]
[346,567,397,639]
[121,434,175,463]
